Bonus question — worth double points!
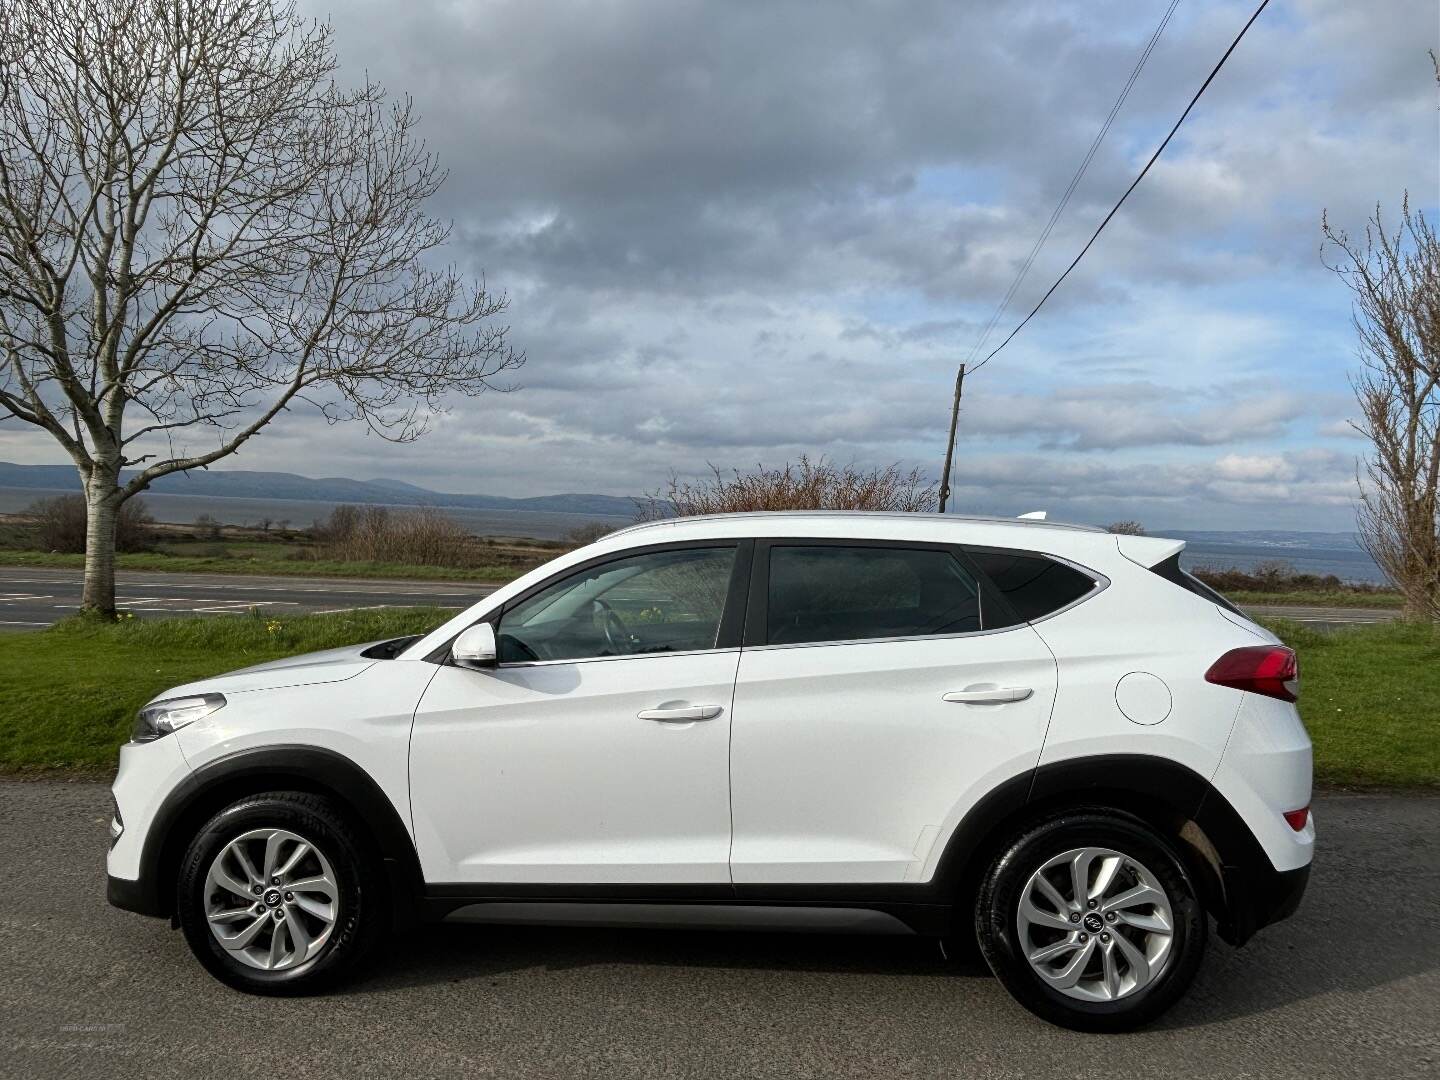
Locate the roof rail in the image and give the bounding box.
[606,510,1105,540]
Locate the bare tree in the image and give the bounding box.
[1323,196,1439,621]
[0,0,521,613]
[1105,520,1147,536]
[637,456,938,520]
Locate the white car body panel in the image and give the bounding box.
[410,650,739,883]
[1211,693,1315,872]
[173,658,437,843]
[729,626,1057,883]
[108,733,191,881]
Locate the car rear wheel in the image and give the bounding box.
[176,792,386,994]
[975,810,1206,1032]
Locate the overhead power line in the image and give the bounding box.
[968,0,1272,374]
[963,0,1180,370]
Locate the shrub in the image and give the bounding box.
[309,504,475,567]
[639,456,937,520]
[1189,562,1390,595]
[563,521,617,547]
[28,495,154,553]
[193,513,223,541]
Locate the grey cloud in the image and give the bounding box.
[8,1,1422,534]
[317,0,1435,303]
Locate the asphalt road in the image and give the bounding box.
[0,566,1400,632]
[1246,604,1399,630]
[1,785,1435,1079]
[0,567,490,627]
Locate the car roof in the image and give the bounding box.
[608,510,1106,541]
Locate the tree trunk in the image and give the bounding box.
[81,480,121,617]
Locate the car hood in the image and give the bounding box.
[154,641,387,700]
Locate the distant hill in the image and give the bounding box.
[0,461,639,519]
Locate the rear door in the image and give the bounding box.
[728,540,1059,885]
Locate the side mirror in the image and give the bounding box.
[451,623,497,668]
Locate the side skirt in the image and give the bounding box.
[422,886,954,936]
[442,902,919,935]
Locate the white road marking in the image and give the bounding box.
[0,593,53,601]
[0,619,48,626]
[307,604,392,615]
[190,601,299,612]
[0,574,477,597]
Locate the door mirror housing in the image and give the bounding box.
[451,623,498,668]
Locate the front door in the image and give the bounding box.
[410,543,745,885]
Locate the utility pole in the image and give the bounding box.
[937,363,966,514]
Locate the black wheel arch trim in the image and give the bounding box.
[993,753,1297,945]
[111,744,422,924]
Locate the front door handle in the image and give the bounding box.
[638,705,724,722]
[943,687,1033,705]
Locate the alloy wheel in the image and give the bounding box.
[1015,846,1175,1002]
[203,827,340,972]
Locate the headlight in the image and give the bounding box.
[132,693,226,743]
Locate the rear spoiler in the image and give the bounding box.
[1114,534,1185,568]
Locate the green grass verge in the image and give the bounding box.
[1233,589,1403,610]
[0,608,455,773]
[1258,617,1439,789]
[0,549,518,582]
[1,610,1435,787]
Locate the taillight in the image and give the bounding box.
[1283,806,1310,831]
[1205,645,1298,702]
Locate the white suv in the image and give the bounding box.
[107,512,1313,1031]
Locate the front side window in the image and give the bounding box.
[765,545,981,646]
[497,546,737,662]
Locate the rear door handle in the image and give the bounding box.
[638,705,724,722]
[943,687,1033,705]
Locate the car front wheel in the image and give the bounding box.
[176,791,385,994]
[975,810,1206,1032]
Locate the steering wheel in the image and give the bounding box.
[594,599,632,654]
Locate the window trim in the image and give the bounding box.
[476,538,753,668]
[742,537,1001,650]
[961,544,1110,628]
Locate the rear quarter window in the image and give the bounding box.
[966,549,1099,625]
[1149,552,1247,617]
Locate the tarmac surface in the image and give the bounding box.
[1,784,1435,1079]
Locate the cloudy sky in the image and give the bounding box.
[4,0,1438,529]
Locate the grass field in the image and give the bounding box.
[0,608,455,773]
[0,610,1435,788]
[1260,617,1440,789]
[0,548,522,582]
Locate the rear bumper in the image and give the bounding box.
[1217,860,1309,945]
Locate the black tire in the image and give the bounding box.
[974,810,1206,1032]
[176,791,387,994]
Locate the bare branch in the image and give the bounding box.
[1323,194,1440,622]
[0,0,522,612]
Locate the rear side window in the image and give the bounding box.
[765,545,981,645]
[1149,552,1246,617]
[966,549,1097,625]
